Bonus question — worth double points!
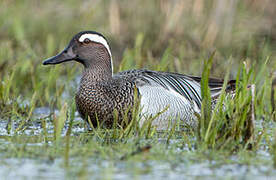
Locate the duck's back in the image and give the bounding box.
[117,69,235,129]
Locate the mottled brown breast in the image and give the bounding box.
[75,77,136,128]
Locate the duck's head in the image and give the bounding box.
[43,31,113,72]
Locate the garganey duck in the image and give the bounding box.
[43,31,235,130]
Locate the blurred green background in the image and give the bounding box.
[0,0,275,109]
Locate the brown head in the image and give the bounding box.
[43,31,113,75]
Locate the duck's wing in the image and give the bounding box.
[117,70,236,109]
[185,75,236,99]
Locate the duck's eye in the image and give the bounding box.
[83,38,91,44]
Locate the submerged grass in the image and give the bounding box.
[0,0,275,178]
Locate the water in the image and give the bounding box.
[0,156,275,180]
[0,107,275,179]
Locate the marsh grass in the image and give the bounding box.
[0,0,275,178]
[198,55,256,150]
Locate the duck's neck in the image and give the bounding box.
[81,60,113,84]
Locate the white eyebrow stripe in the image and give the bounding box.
[78,33,113,74]
[78,33,112,59]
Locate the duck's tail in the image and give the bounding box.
[187,75,236,99]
